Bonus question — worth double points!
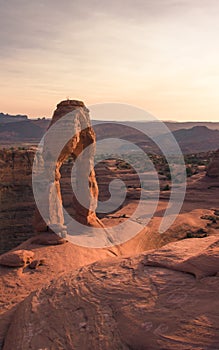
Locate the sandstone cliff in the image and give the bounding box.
[0,149,35,253]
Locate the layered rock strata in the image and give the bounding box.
[0,149,35,253]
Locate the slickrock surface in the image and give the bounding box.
[0,234,120,349]
[207,149,219,177]
[2,236,219,350]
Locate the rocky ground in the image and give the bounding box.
[1,235,219,349]
[0,168,219,349]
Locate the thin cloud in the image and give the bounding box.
[0,0,219,120]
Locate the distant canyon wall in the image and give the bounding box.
[0,150,35,253]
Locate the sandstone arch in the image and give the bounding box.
[34,100,103,236]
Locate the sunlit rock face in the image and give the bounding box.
[207,150,219,178]
[34,100,102,235]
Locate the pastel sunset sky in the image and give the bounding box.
[0,0,219,121]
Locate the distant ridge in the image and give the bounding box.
[0,120,44,141]
[1,113,219,153]
[91,120,219,132]
[158,126,219,153]
[0,112,28,123]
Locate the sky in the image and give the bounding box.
[0,0,219,121]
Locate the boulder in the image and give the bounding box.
[0,250,34,267]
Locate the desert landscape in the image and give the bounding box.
[0,99,219,349]
[1,0,219,349]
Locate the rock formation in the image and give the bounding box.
[0,100,103,253]
[34,100,102,236]
[0,149,36,254]
[0,148,81,254]
[207,149,219,177]
[0,249,34,267]
[2,235,219,350]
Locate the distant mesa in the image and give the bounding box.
[0,112,28,123]
[0,112,49,142]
